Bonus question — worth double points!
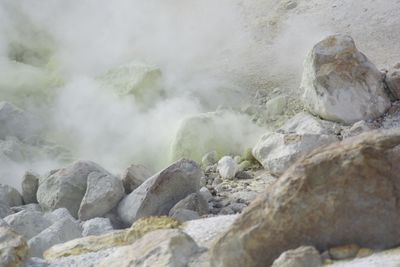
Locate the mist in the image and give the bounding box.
[0,0,332,189]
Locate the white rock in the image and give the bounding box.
[217,156,238,180]
[78,171,124,221]
[252,131,337,176]
[81,217,113,237]
[21,171,39,204]
[117,159,202,226]
[271,246,322,267]
[121,164,152,194]
[301,34,390,124]
[280,112,341,135]
[4,210,52,239]
[28,218,82,258]
[0,184,23,207]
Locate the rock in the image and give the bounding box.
[28,218,82,258]
[0,227,28,267]
[21,171,39,204]
[121,164,152,194]
[252,131,337,176]
[356,248,374,258]
[217,156,238,180]
[169,193,209,217]
[265,95,289,117]
[117,159,202,226]
[97,229,199,267]
[238,160,252,171]
[301,34,390,124]
[78,171,124,221]
[170,209,200,222]
[0,219,9,228]
[0,184,23,207]
[81,218,114,237]
[43,216,181,259]
[329,244,360,260]
[280,112,341,135]
[4,210,52,239]
[199,187,213,202]
[0,204,13,219]
[201,151,218,167]
[212,129,400,267]
[385,64,400,100]
[271,246,322,267]
[44,208,77,224]
[98,61,164,107]
[10,204,42,213]
[170,111,262,162]
[342,120,373,139]
[37,160,118,218]
[235,171,252,180]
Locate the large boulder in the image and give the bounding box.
[0,184,23,207]
[117,159,202,225]
[121,164,152,194]
[97,229,199,267]
[0,227,28,267]
[37,161,122,219]
[212,129,400,267]
[301,34,390,124]
[78,171,124,221]
[3,210,52,240]
[21,171,39,204]
[28,218,82,258]
[170,111,263,162]
[252,131,337,176]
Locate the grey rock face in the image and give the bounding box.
[21,171,40,204]
[0,184,23,207]
[78,171,124,221]
[81,217,114,237]
[121,164,152,194]
[117,159,202,226]
[4,210,52,239]
[28,218,82,258]
[301,35,390,124]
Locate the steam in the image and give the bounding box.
[0,0,332,188]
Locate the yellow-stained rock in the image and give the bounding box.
[43,216,181,259]
[0,227,28,267]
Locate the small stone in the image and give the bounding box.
[284,1,298,10]
[217,156,238,180]
[329,244,360,260]
[235,171,252,180]
[272,246,322,267]
[356,248,374,258]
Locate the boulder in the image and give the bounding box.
[0,184,23,207]
[169,193,208,217]
[81,217,114,237]
[301,34,390,124]
[44,208,77,224]
[121,164,152,194]
[44,216,181,259]
[97,229,199,267]
[217,156,238,180]
[252,131,337,176]
[4,210,52,240]
[117,159,202,225]
[21,171,39,204]
[212,129,400,267]
[271,246,322,267]
[385,63,400,100]
[0,227,28,267]
[170,111,262,162]
[280,112,341,135]
[78,171,124,221]
[37,160,118,218]
[0,204,13,219]
[28,218,82,258]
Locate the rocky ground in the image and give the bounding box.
[2,1,400,267]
